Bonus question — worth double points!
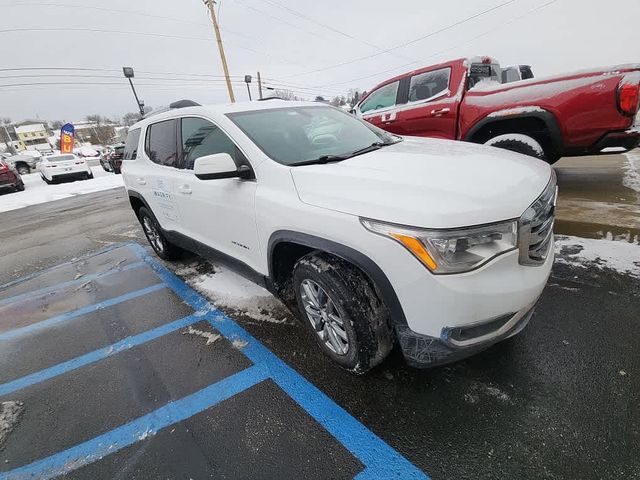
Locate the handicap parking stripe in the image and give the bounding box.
[0,365,270,480]
[130,243,428,479]
[0,261,146,307]
[0,283,165,341]
[0,312,208,396]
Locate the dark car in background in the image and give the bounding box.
[0,160,25,193]
[100,144,125,174]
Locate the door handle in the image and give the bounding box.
[136,178,146,185]
[178,185,192,195]
[430,107,450,116]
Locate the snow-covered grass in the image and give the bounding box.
[0,166,123,213]
[174,262,290,324]
[555,235,640,278]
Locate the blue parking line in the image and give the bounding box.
[0,312,207,396]
[0,242,131,292]
[0,365,269,480]
[0,284,165,341]
[0,261,146,307]
[129,243,428,479]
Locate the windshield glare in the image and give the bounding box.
[228,106,397,165]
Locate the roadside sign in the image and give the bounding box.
[60,123,74,154]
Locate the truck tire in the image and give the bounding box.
[292,252,393,374]
[15,163,30,175]
[137,206,183,260]
[485,134,545,160]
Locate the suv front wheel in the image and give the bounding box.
[137,207,183,260]
[292,252,393,373]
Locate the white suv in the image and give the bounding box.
[122,100,555,373]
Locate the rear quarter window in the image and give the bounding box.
[123,128,141,160]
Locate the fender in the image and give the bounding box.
[464,109,563,154]
[127,189,152,213]
[268,230,408,327]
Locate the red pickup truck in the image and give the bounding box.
[355,57,640,162]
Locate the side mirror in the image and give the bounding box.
[193,153,252,180]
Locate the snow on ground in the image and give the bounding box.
[623,150,640,194]
[555,235,640,278]
[0,401,24,447]
[174,262,290,324]
[0,166,123,213]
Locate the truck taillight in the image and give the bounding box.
[618,82,640,116]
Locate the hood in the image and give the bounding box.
[289,137,552,228]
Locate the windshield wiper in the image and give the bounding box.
[290,139,401,167]
[289,155,349,167]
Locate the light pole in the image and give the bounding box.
[244,75,252,101]
[203,0,235,102]
[122,67,145,116]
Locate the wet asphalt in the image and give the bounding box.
[0,158,639,479]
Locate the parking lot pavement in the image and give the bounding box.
[554,150,640,240]
[0,243,425,479]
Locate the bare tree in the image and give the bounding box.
[50,120,64,130]
[274,89,301,101]
[85,114,103,125]
[122,112,140,127]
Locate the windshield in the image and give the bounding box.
[227,106,398,165]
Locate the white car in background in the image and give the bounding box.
[39,153,94,184]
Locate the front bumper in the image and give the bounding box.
[397,299,538,368]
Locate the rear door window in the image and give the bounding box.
[145,120,178,167]
[123,128,140,160]
[408,68,451,102]
[359,81,400,114]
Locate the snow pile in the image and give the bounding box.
[555,235,640,278]
[0,401,24,447]
[485,133,544,156]
[0,167,123,212]
[468,78,502,92]
[175,262,289,324]
[623,150,640,194]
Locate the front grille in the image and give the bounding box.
[518,173,557,265]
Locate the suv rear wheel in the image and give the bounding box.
[137,207,183,260]
[292,252,393,373]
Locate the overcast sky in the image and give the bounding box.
[0,0,638,122]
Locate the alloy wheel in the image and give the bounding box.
[300,279,349,355]
[142,216,164,254]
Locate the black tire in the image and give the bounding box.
[292,252,393,373]
[15,180,25,191]
[137,206,183,260]
[16,164,30,175]
[485,134,545,160]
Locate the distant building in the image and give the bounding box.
[15,123,51,151]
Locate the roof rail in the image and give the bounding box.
[143,99,201,119]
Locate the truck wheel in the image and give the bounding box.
[15,180,25,191]
[485,134,545,160]
[137,207,183,260]
[16,164,30,175]
[292,252,393,374]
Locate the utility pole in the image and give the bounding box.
[257,71,263,100]
[204,0,235,103]
[122,67,145,116]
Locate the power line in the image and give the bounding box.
[256,0,415,62]
[319,0,559,89]
[283,0,516,79]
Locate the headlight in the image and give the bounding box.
[361,218,518,274]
